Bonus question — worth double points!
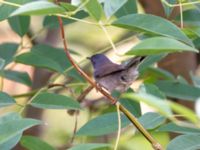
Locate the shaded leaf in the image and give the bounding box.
[161,0,177,17]
[68,143,110,150]
[112,14,193,46]
[0,43,18,66]
[157,122,200,135]
[76,112,130,136]
[0,58,5,70]
[0,113,41,150]
[115,0,137,18]
[119,89,141,117]
[85,0,102,21]
[15,44,72,73]
[104,0,127,18]
[126,37,198,55]
[0,92,16,108]
[20,136,55,150]
[138,112,166,130]
[0,70,32,86]
[8,16,30,37]
[0,112,22,150]
[166,135,200,150]
[11,1,65,16]
[43,11,88,29]
[31,92,81,110]
[156,80,200,101]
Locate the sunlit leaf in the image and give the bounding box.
[112,14,193,46]
[11,1,65,16]
[126,37,198,55]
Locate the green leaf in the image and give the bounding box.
[15,44,71,73]
[122,93,172,117]
[0,113,41,150]
[0,70,32,86]
[139,83,166,99]
[115,0,137,18]
[0,58,5,70]
[126,37,198,55]
[112,14,193,46]
[119,89,141,117]
[0,112,22,150]
[190,73,200,88]
[0,43,18,66]
[138,112,166,130]
[0,92,16,108]
[60,2,77,11]
[76,112,130,136]
[166,135,200,150]
[104,0,127,18]
[138,54,166,72]
[161,0,177,17]
[142,67,175,81]
[156,80,200,101]
[11,1,65,16]
[85,0,102,21]
[68,143,110,150]
[43,10,88,29]
[157,122,200,135]
[0,0,32,21]
[20,136,55,150]
[31,92,81,110]
[8,16,30,37]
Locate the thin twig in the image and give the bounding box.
[114,102,121,150]
[55,1,163,149]
[179,1,183,28]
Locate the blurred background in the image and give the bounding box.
[0,0,200,150]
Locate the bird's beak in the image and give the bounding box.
[86,57,91,60]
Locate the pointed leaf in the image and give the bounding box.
[0,58,5,70]
[11,1,65,16]
[104,0,127,18]
[84,0,102,21]
[126,37,198,55]
[112,14,193,46]
[0,112,22,150]
[0,43,18,66]
[0,92,16,108]
[0,70,32,86]
[8,16,30,37]
[31,92,81,110]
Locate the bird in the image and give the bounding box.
[88,54,145,93]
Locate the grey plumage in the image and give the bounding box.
[89,54,144,92]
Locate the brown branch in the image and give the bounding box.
[55,1,163,149]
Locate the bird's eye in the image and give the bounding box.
[120,75,126,81]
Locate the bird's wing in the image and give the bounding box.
[124,56,145,69]
[94,63,125,78]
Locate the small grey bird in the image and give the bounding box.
[88,54,145,93]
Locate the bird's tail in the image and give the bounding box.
[125,56,145,69]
